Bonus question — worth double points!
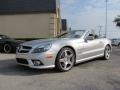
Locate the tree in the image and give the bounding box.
[114,15,120,28]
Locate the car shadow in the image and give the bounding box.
[0,58,105,76]
[74,58,105,68]
[0,59,61,76]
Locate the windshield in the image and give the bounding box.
[57,30,85,38]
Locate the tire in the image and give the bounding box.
[55,47,76,72]
[3,43,12,53]
[102,45,111,60]
[118,43,120,48]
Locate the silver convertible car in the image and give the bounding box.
[16,30,112,71]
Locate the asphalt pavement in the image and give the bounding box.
[0,47,120,90]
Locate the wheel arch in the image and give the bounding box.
[55,46,76,65]
[105,44,112,52]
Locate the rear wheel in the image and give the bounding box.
[3,43,12,53]
[55,47,76,72]
[102,45,111,60]
[118,43,120,48]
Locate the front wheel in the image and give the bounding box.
[3,43,12,53]
[102,45,111,60]
[55,47,76,72]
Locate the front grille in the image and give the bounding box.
[16,58,28,64]
[19,50,29,53]
[18,45,32,53]
[22,46,32,49]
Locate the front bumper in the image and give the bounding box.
[16,53,56,69]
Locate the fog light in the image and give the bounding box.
[32,60,43,66]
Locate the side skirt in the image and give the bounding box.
[75,54,104,64]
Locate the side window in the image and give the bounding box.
[84,32,95,41]
[84,32,99,40]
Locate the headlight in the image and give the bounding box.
[32,44,52,53]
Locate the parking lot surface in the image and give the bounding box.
[0,47,120,90]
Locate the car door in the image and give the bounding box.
[82,34,104,59]
[71,38,85,61]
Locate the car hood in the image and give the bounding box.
[21,38,72,47]
[12,39,24,45]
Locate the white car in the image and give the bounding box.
[111,39,120,47]
[16,30,112,72]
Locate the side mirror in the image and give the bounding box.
[86,36,94,41]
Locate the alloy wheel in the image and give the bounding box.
[59,49,75,71]
[4,44,12,53]
[105,46,111,60]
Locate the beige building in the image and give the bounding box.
[0,0,61,39]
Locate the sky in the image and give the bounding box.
[61,0,120,38]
